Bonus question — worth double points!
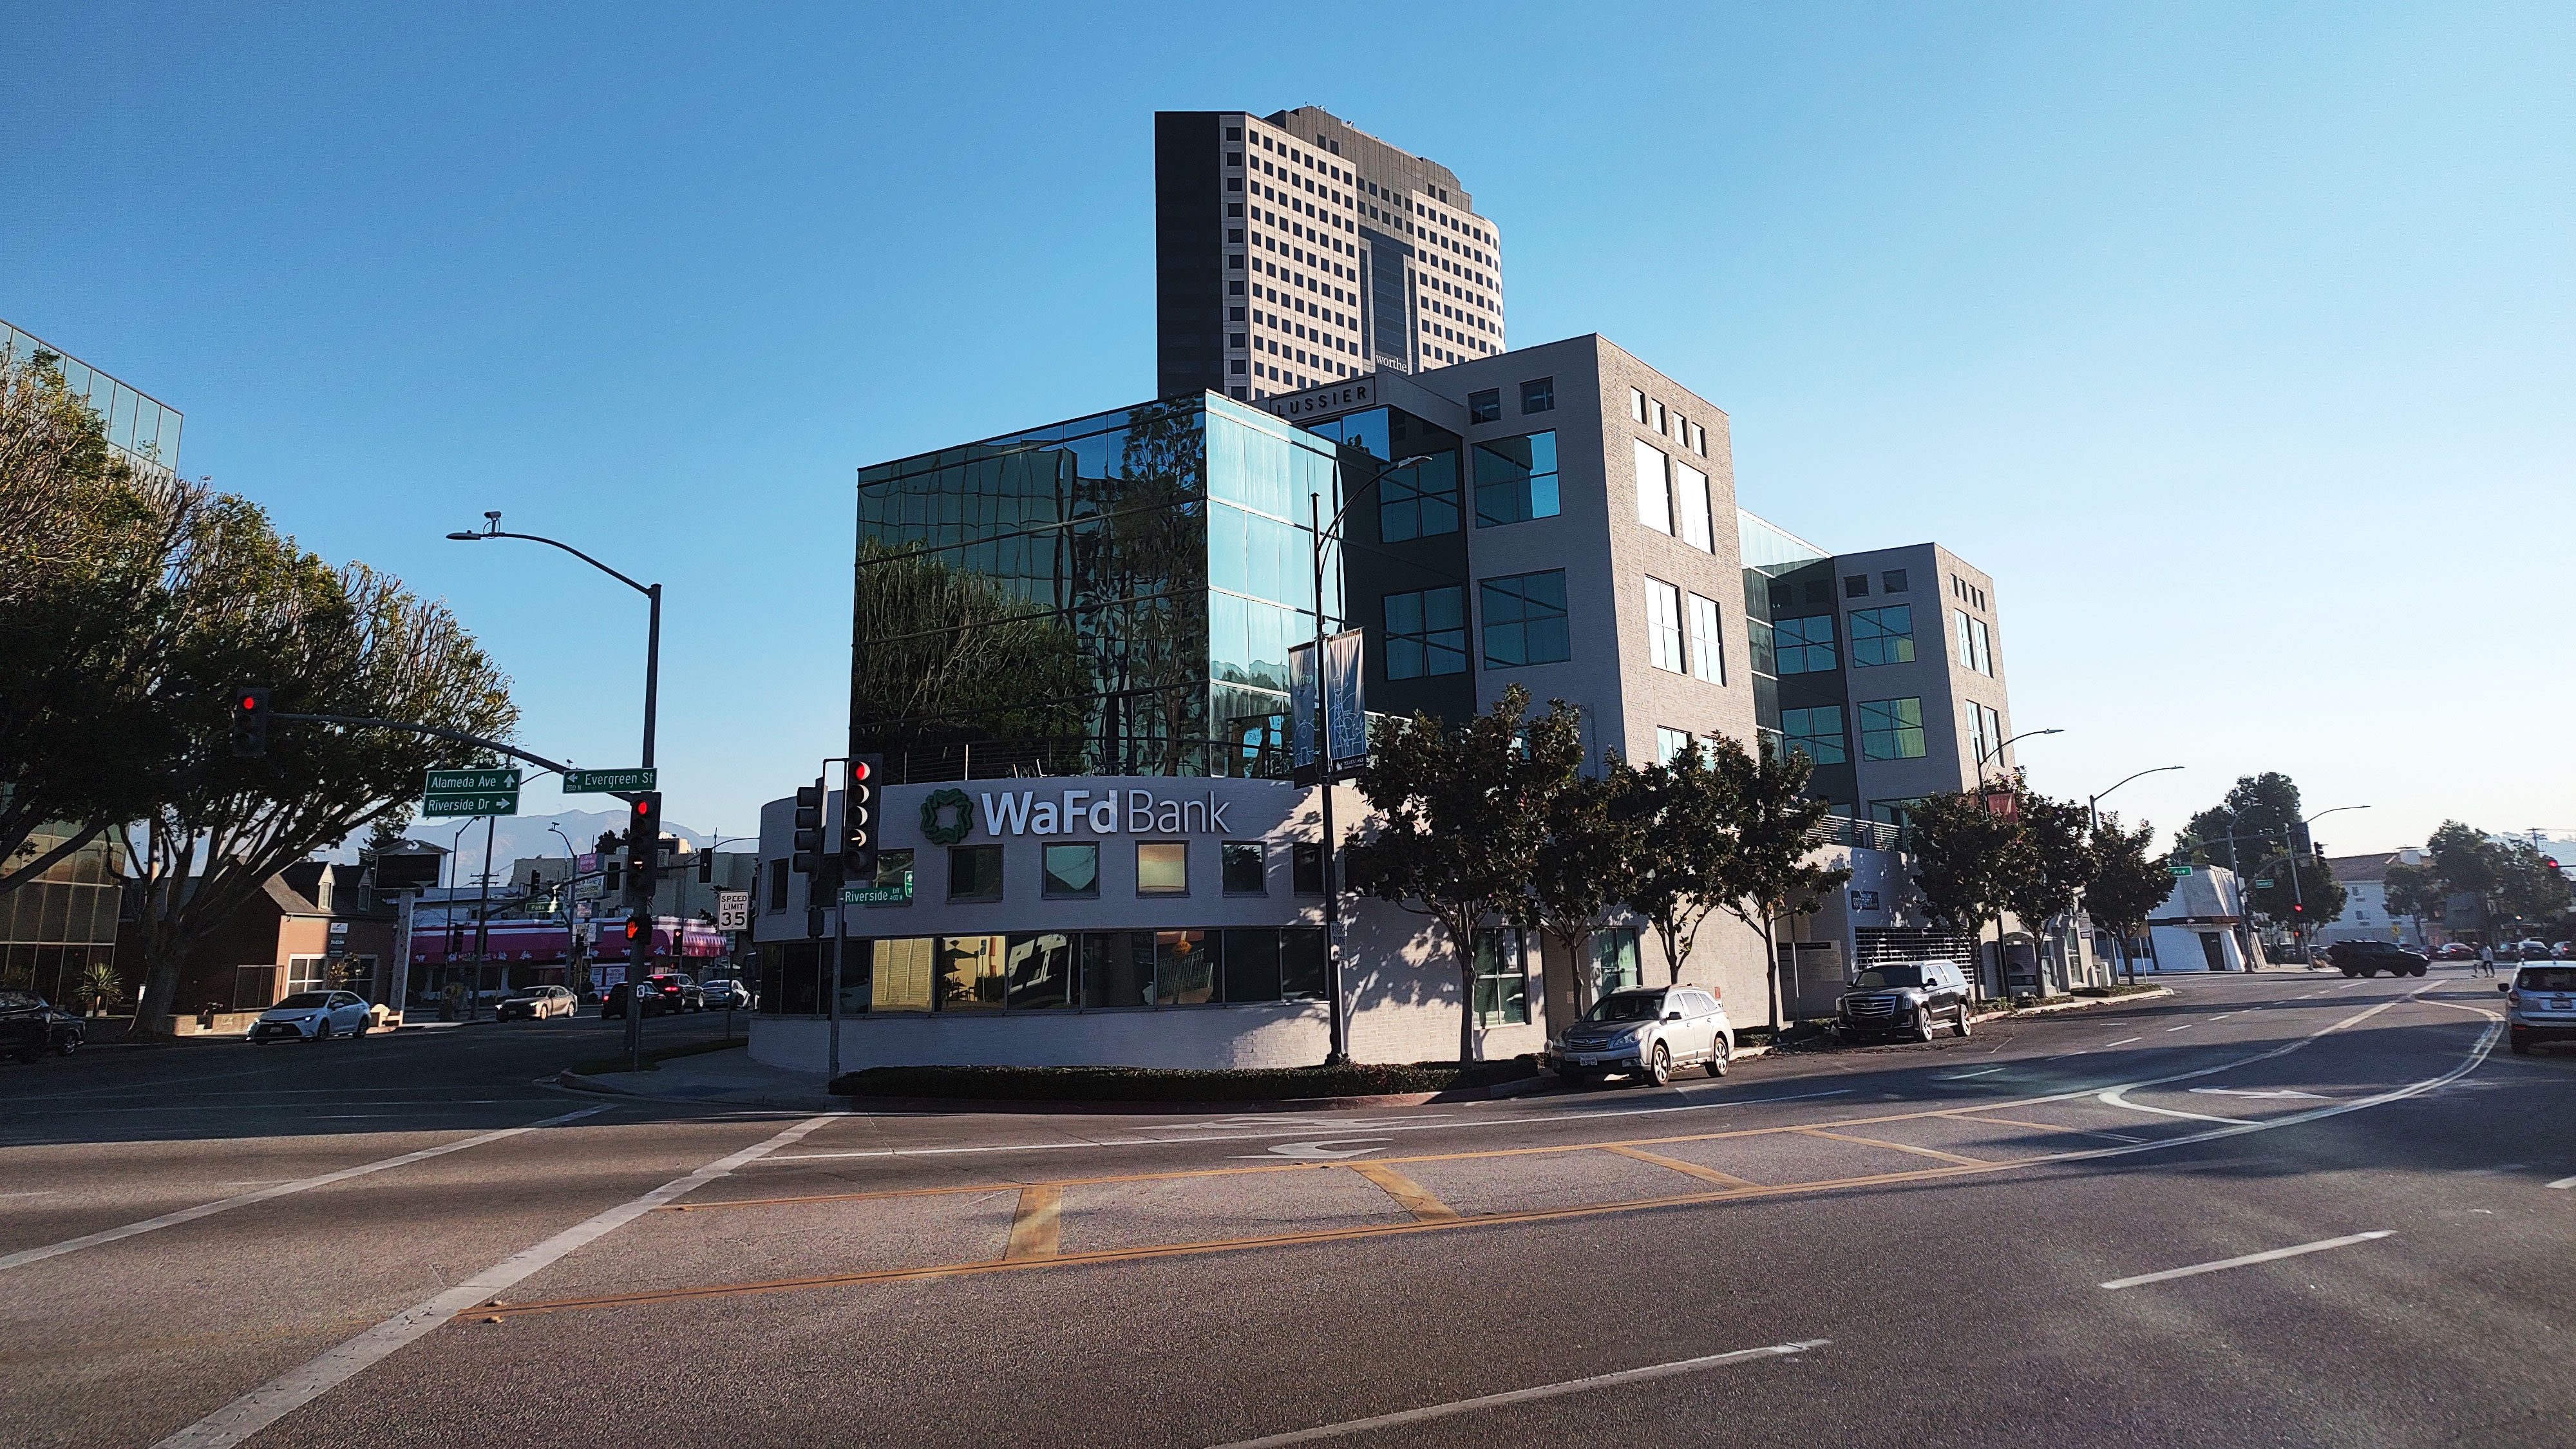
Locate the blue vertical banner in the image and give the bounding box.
[1290,631,1368,776]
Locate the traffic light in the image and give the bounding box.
[791,779,825,876]
[2545,857,2562,873]
[625,793,661,885]
[2290,901,2306,919]
[842,755,880,879]
[603,858,622,893]
[229,687,271,757]
[697,848,714,884]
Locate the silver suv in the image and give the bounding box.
[1836,961,1974,1043]
[1552,987,1733,1088]
[2500,963,2576,1056]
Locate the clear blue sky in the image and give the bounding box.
[6,1,2568,855]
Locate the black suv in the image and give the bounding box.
[1835,961,1973,1043]
[1,990,86,1063]
[2324,940,2427,978]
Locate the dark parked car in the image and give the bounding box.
[2435,943,2478,961]
[1835,961,1973,1043]
[2325,940,2428,978]
[643,974,703,1012]
[699,977,751,1010]
[600,981,670,1018]
[0,990,84,1062]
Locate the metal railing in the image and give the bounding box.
[869,736,1296,785]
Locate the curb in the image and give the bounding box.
[820,1072,1557,1116]
[1970,986,2175,1023]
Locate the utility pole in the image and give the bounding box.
[473,817,494,1021]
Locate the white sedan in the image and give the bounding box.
[248,990,374,1043]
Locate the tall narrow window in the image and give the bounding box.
[1629,388,1648,424]
[1645,577,1685,673]
[1633,439,1671,535]
[1472,928,1531,1025]
[1674,460,1712,552]
[1687,594,1725,684]
[1654,726,1692,764]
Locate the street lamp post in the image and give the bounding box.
[1975,727,2063,783]
[1306,453,1432,1067]
[2287,804,2370,952]
[2086,766,2183,984]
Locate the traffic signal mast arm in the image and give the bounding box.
[252,708,646,802]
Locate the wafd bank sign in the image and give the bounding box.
[922,786,1238,844]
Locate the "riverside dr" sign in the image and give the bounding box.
[974,789,1234,838]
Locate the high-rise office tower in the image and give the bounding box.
[1156,107,1505,402]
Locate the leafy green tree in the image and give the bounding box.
[2085,817,2171,982]
[1612,735,1743,999]
[1505,717,1631,1016]
[2380,860,2445,943]
[2494,838,2573,934]
[2405,821,2566,942]
[1908,789,2024,998]
[2002,788,2099,985]
[1345,686,1554,1063]
[1705,737,1847,1033]
[119,498,515,1031]
[2179,772,2305,875]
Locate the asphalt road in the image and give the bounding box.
[3,971,2568,1448]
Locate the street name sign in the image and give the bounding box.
[422,768,520,818]
[562,767,658,794]
[843,883,911,906]
[2168,865,2193,878]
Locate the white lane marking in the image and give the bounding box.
[2190,1087,2326,1101]
[0,1191,55,1198]
[760,1089,1862,1164]
[2164,1025,2193,1032]
[1204,1339,1830,1448]
[1938,1066,2007,1080]
[2547,1176,2575,1190]
[151,1112,837,1449]
[2094,1088,2255,1125]
[0,1106,609,1274]
[1243,1138,1396,1161]
[2104,1037,2143,1047]
[2101,1231,2394,1290]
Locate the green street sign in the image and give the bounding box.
[842,883,912,906]
[423,767,520,819]
[2254,878,2277,889]
[562,767,658,794]
[2168,865,2193,878]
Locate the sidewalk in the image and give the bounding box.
[556,1046,842,1113]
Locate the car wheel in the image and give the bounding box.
[2340,968,2356,978]
[1705,1037,1730,1078]
[1914,1013,1936,1043]
[312,1021,332,1043]
[1953,1005,1973,1038]
[1643,1043,1671,1088]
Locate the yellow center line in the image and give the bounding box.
[1347,1162,1459,1222]
[1596,1144,1759,1189]
[1003,1184,1061,1260]
[1795,1128,1989,1168]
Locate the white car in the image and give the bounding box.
[248,990,374,1044]
[495,985,580,1021]
[1551,986,1734,1088]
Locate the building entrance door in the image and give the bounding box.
[2198,933,2228,971]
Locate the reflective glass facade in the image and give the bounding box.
[852,394,1343,779]
[2,318,182,476]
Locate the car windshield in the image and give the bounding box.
[1585,993,1667,1023]
[506,989,544,999]
[1855,967,1926,990]
[2517,967,2576,992]
[276,992,331,1009]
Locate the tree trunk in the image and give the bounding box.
[1763,912,1783,1036]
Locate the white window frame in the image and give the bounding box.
[1687,593,1725,684]
[1633,439,1671,535]
[1674,460,1712,552]
[1645,577,1685,674]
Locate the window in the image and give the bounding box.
[1687,594,1725,684]
[1881,568,1908,593]
[1220,928,1280,1002]
[286,956,327,996]
[1041,843,1099,898]
[1521,377,1554,413]
[1965,701,2003,769]
[1859,698,1928,760]
[1782,706,1848,765]
[1472,431,1558,526]
[1222,842,1267,894]
[1630,388,1648,424]
[1688,421,1706,455]
[1378,452,1459,541]
[873,849,915,904]
[1870,797,1927,833]
[1136,842,1189,895]
[1645,577,1685,673]
[767,858,788,912]
[948,845,1003,902]
[1480,570,1571,667]
[1655,726,1693,764]
[1154,930,1217,1005]
[1651,399,1667,435]
[1004,932,1077,1011]
[1746,617,1776,676]
[1844,574,1870,599]
[1472,927,1531,1025]
[1292,842,1325,895]
[1282,925,1327,999]
[1590,927,1642,994]
[1955,611,1994,676]
[1384,585,1467,679]
[1674,460,1712,552]
[1848,605,1915,667]
[1467,387,1501,423]
[1633,439,1671,534]
[1774,614,1837,674]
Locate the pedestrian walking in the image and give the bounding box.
[2476,943,2496,978]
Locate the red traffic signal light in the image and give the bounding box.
[229,686,272,757]
[2290,902,2305,916]
[2546,857,2562,872]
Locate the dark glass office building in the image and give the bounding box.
[851,393,1349,780]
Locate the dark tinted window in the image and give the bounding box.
[949,845,1003,902]
[1520,377,1555,413]
[1844,574,1869,598]
[277,992,331,1009]
[2517,967,2576,991]
[1584,992,1667,1023]
[1881,569,1908,592]
[1467,388,1501,423]
[1855,967,1926,989]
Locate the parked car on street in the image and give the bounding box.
[1835,961,1975,1043]
[1552,987,1732,1088]
[2512,940,2553,962]
[2499,964,2576,1056]
[0,990,85,1062]
[2553,942,2573,960]
[2436,943,2478,961]
[248,990,375,1043]
[699,978,751,1010]
[2325,940,2429,978]
[495,985,580,1021]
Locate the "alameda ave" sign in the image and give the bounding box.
[971,788,1236,838]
